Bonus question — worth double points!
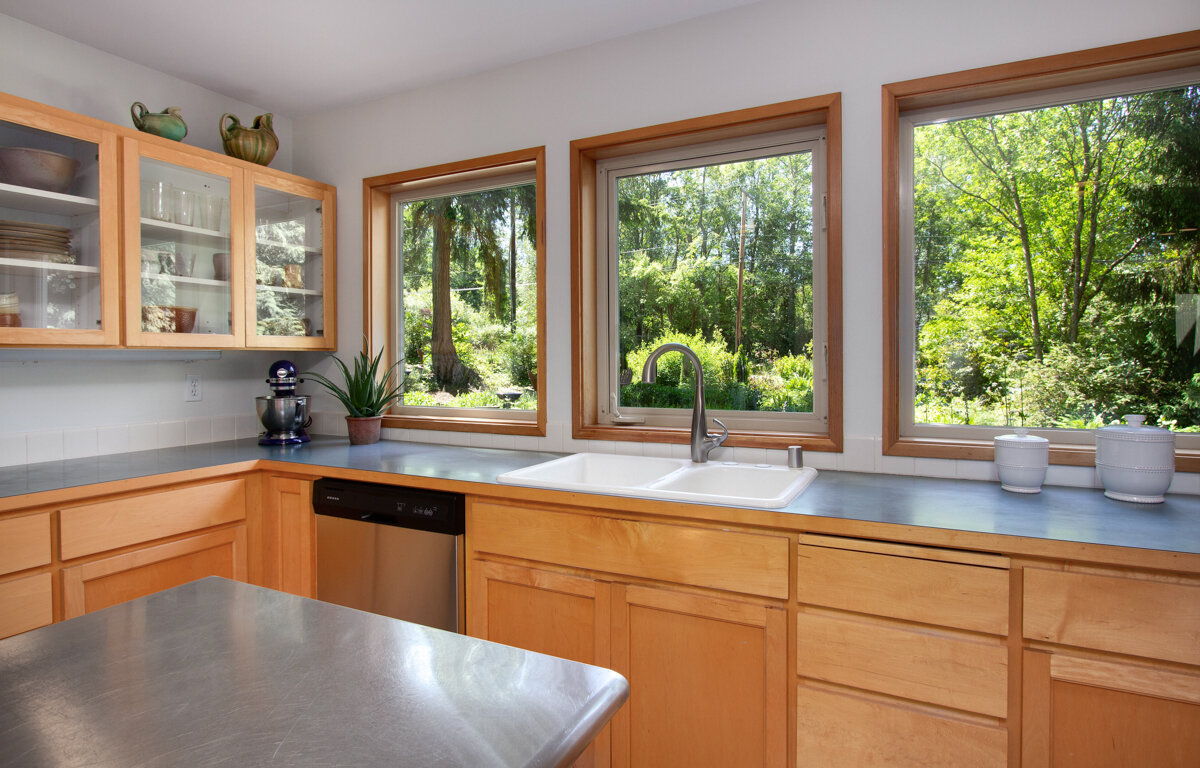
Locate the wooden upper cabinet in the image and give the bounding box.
[0,89,335,350]
[244,171,336,349]
[0,92,121,346]
[122,136,245,347]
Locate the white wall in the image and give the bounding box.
[292,0,1200,492]
[0,12,303,466]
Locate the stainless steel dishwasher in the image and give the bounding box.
[313,478,465,632]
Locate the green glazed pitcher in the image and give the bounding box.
[130,103,188,141]
[220,113,278,166]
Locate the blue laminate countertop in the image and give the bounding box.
[1,436,1197,557]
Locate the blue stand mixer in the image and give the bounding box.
[256,360,311,445]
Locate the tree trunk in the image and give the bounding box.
[430,198,460,386]
[509,196,517,328]
[736,189,746,351]
[699,166,709,259]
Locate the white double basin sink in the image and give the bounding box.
[496,452,818,509]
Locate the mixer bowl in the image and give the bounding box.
[256,395,308,435]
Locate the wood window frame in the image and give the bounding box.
[882,30,1200,471]
[570,95,844,452]
[362,147,547,437]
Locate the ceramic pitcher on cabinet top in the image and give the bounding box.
[219,112,278,166]
[130,103,188,141]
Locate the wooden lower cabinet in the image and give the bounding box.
[61,526,247,618]
[469,558,787,768]
[611,583,787,768]
[471,561,611,768]
[1022,565,1200,767]
[1022,649,1200,767]
[260,474,316,597]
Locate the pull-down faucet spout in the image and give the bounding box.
[641,342,728,463]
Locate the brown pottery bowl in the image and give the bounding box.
[0,147,80,193]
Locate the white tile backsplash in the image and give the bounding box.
[26,431,64,463]
[62,428,98,460]
[0,432,27,466]
[128,422,158,451]
[96,424,130,456]
[185,417,213,445]
[158,420,186,448]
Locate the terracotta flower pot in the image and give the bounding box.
[346,415,383,445]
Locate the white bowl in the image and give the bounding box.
[1096,463,1173,503]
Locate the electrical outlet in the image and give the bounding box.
[185,374,202,402]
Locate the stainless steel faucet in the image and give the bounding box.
[641,342,728,463]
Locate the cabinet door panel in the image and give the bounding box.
[0,572,53,639]
[62,527,246,618]
[1023,649,1200,768]
[260,475,315,596]
[0,95,121,346]
[796,682,1007,768]
[469,560,610,768]
[611,584,786,768]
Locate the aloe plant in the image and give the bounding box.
[304,344,403,417]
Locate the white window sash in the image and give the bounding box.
[595,128,829,431]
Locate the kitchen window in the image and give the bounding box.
[571,97,843,451]
[882,31,1200,469]
[363,148,546,436]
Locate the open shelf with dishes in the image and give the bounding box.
[0,107,118,342]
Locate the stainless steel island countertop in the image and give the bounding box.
[0,577,629,768]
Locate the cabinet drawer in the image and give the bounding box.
[796,683,1007,768]
[797,609,1008,717]
[797,542,1009,634]
[0,572,53,639]
[60,478,247,560]
[1024,568,1200,666]
[0,513,51,576]
[471,501,790,599]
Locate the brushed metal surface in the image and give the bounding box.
[317,513,460,632]
[0,577,629,768]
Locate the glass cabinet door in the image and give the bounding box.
[247,176,334,349]
[0,111,119,344]
[125,141,242,347]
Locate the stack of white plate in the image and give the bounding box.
[0,219,73,264]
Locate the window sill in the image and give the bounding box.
[383,413,545,437]
[886,435,1200,473]
[575,423,841,453]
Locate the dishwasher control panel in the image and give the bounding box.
[313,478,465,536]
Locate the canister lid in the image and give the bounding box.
[994,427,1049,448]
[1095,414,1175,444]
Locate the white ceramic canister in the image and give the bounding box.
[1094,414,1175,503]
[994,428,1049,493]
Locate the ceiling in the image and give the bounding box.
[0,0,761,117]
